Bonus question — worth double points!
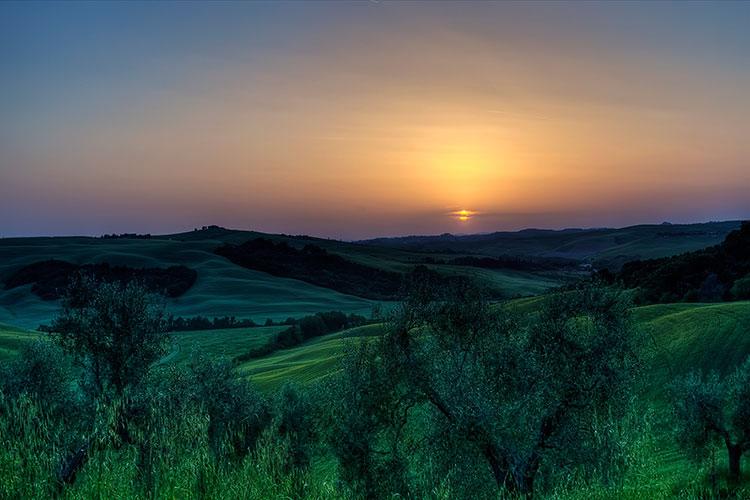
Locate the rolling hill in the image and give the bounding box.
[1,221,735,331]
[361,220,740,270]
[0,233,377,329]
[4,301,748,393]
[0,227,581,330]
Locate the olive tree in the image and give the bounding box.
[329,281,642,497]
[49,276,168,483]
[669,357,750,480]
[325,340,413,499]
[0,340,77,418]
[51,275,168,400]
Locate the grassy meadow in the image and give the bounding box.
[2,226,750,498]
[2,300,750,497]
[0,234,376,329]
[1,222,735,328]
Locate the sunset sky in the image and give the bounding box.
[2,1,749,239]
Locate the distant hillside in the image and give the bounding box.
[4,301,750,394]
[0,227,569,329]
[215,238,404,300]
[360,221,740,270]
[0,232,377,329]
[0,220,740,330]
[616,221,750,303]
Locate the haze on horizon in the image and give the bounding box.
[2,1,749,240]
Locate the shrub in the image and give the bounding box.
[0,340,79,419]
[668,357,750,480]
[730,275,750,300]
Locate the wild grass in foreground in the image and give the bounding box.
[2,277,750,498]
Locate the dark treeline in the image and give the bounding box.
[426,254,583,272]
[603,221,750,304]
[163,310,368,339]
[42,314,259,334]
[215,238,463,300]
[164,315,259,332]
[215,238,403,299]
[234,311,368,363]
[3,260,197,300]
[100,233,153,239]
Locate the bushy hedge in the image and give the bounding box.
[215,238,404,299]
[234,311,367,363]
[164,315,258,332]
[4,260,197,299]
[615,221,750,304]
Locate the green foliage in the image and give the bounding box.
[188,355,271,460]
[3,267,750,497]
[669,357,750,479]
[51,276,168,399]
[0,389,336,500]
[0,340,78,418]
[0,340,86,493]
[268,383,317,472]
[326,282,642,497]
[136,355,272,462]
[0,392,65,498]
[234,311,368,362]
[324,340,411,499]
[731,275,750,300]
[669,372,725,463]
[618,221,750,304]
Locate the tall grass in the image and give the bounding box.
[0,389,343,499]
[3,383,750,498]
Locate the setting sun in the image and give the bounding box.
[452,209,476,222]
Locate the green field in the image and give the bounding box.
[2,223,732,330]
[164,325,288,365]
[0,235,377,329]
[363,220,740,268]
[0,322,40,362]
[237,323,383,391]
[5,301,749,390]
[0,320,381,392]
[234,301,750,394]
[3,299,750,496]
[3,225,748,497]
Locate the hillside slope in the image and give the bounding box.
[361,221,739,269]
[1,221,739,330]
[234,300,750,393]
[0,228,581,329]
[618,221,750,303]
[0,235,377,329]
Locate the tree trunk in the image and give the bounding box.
[728,442,742,481]
[483,445,541,497]
[483,444,517,494]
[57,440,90,486]
[519,459,540,499]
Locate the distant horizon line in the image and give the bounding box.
[1,218,745,243]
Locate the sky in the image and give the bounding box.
[2,1,750,239]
